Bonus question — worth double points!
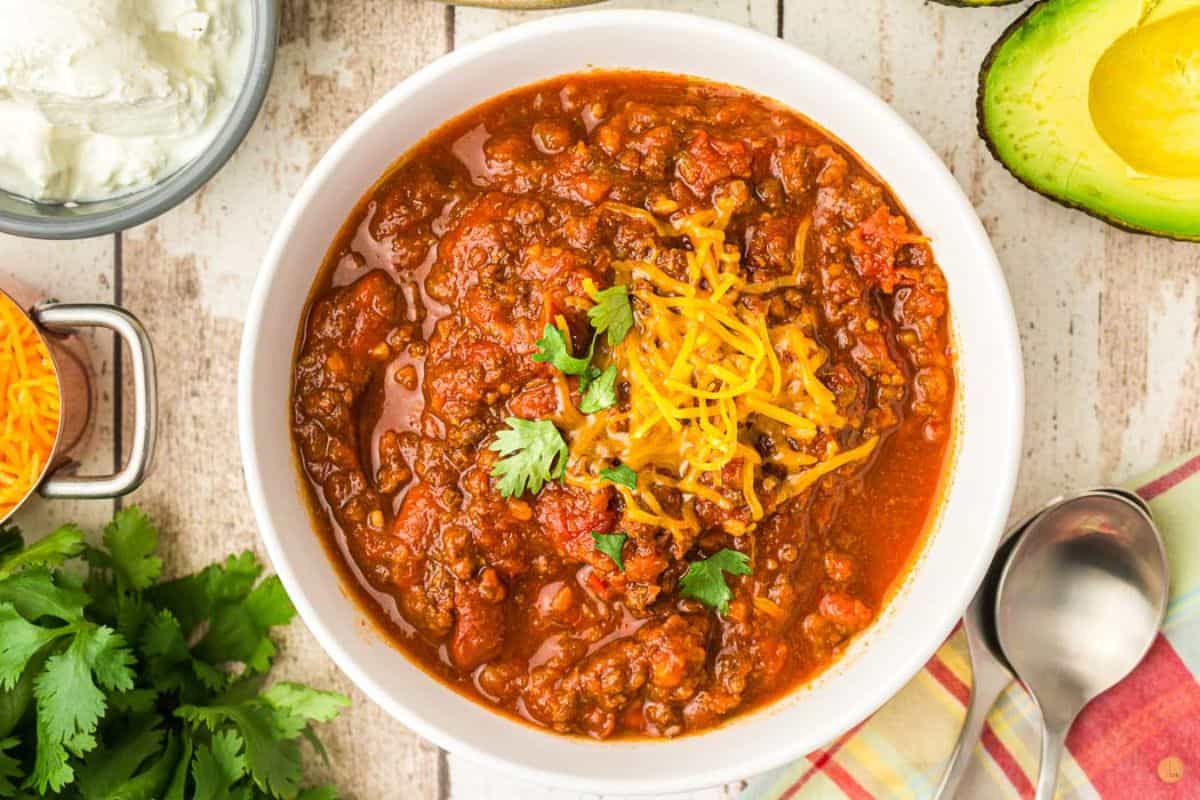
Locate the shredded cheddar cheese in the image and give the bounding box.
[567,200,877,542]
[0,294,60,517]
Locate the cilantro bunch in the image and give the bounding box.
[0,508,346,799]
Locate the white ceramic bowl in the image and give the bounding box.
[239,10,1022,794]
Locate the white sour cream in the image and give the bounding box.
[0,0,252,203]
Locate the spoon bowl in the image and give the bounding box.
[995,493,1168,799]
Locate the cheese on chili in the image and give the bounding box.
[568,200,876,540]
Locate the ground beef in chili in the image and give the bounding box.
[291,72,954,739]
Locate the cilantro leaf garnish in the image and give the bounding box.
[579,364,618,414]
[179,682,348,799]
[0,527,22,560]
[591,532,628,571]
[30,624,135,791]
[588,285,634,346]
[261,682,351,726]
[178,701,303,797]
[532,325,593,376]
[149,550,296,679]
[530,294,630,417]
[151,550,267,632]
[0,526,84,582]
[488,417,569,498]
[191,728,247,800]
[74,712,164,797]
[0,568,88,623]
[0,605,68,690]
[100,508,163,592]
[195,575,294,674]
[578,364,603,392]
[140,609,226,695]
[0,738,20,793]
[599,464,638,490]
[0,508,346,798]
[299,787,340,800]
[679,549,752,614]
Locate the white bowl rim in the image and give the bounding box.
[239,9,1023,794]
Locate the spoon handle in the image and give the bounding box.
[935,669,1009,797]
[1035,721,1071,800]
[935,515,1033,800]
[934,640,1011,798]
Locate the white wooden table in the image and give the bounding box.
[2,1,1196,797]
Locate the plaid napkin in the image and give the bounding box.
[741,450,1200,800]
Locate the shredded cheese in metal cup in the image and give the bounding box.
[0,293,59,517]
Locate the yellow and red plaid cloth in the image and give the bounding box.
[742,450,1200,800]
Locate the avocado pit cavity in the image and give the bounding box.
[1089,7,1200,179]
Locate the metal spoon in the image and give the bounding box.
[935,488,1155,799]
[995,492,1168,800]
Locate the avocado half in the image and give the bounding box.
[979,0,1200,240]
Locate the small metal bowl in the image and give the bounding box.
[0,1,279,240]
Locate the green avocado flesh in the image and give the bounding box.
[980,0,1200,240]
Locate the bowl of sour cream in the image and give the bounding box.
[0,0,277,239]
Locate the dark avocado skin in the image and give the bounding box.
[976,0,1200,242]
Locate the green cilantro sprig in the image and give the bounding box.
[591,533,628,572]
[579,365,618,413]
[532,325,593,377]
[0,508,346,799]
[531,325,617,401]
[588,285,634,346]
[598,465,638,490]
[529,285,632,420]
[489,418,570,498]
[679,549,752,614]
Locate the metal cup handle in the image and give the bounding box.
[34,303,157,499]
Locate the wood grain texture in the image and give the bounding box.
[58,0,1199,798]
[118,2,449,798]
[453,0,777,44]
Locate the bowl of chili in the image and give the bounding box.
[239,10,1022,793]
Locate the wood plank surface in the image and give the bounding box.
[0,1,1186,799]
[453,0,778,44]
